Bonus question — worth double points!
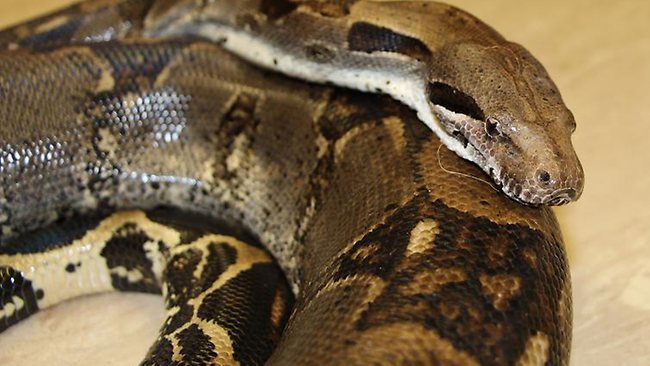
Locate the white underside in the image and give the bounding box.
[193,24,476,165]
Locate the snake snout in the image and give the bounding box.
[531,151,583,205]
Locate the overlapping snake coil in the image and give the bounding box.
[0,1,578,365]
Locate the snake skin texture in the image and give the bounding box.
[1,209,293,365]
[144,0,584,206]
[0,1,573,365]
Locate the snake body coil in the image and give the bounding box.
[0,1,574,365]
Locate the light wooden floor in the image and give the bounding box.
[0,1,648,365]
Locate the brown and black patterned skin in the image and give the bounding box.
[144,0,584,206]
[0,1,572,365]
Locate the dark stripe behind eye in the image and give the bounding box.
[348,22,432,62]
[428,82,484,121]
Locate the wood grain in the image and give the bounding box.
[1,1,649,365]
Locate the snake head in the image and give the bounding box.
[427,42,584,205]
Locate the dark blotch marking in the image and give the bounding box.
[319,190,569,365]
[0,266,41,333]
[318,90,404,141]
[312,90,419,199]
[93,42,185,86]
[100,223,160,293]
[141,336,175,366]
[0,214,105,254]
[200,242,238,287]
[348,22,432,62]
[162,303,194,336]
[260,0,298,20]
[164,248,203,306]
[164,243,238,307]
[146,207,259,246]
[177,324,219,364]
[210,93,261,180]
[198,263,293,366]
[221,94,260,141]
[65,263,76,273]
[11,17,82,49]
[428,82,485,121]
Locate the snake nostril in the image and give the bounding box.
[537,170,551,184]
[564,188,577,200]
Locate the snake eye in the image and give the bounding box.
[537,169,551,183]
[485,117,501,137]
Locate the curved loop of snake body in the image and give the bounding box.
[0,1,573,365]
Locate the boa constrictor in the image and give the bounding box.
[0,1,578,365]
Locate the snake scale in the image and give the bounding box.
[0,1,581,365]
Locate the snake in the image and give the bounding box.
[0,0,580,365]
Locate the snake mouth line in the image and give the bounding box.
[432,107,528,204]
[431,105,501,176]
[430,105,561,206]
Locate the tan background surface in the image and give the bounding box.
[0,1,648,365]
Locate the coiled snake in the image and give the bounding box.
[0,1,581,365]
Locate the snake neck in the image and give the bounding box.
[143,0,584,206]
[144,1,478,173]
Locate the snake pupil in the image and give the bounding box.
[538,170,551,183]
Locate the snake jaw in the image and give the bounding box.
[431,104,494,168]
